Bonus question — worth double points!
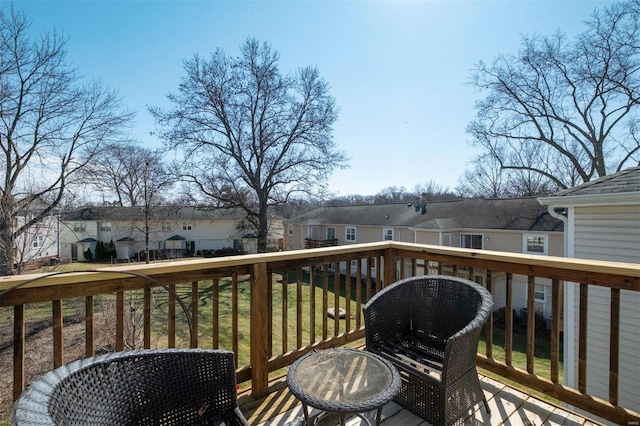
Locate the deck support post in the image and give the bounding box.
[251,262,270,398]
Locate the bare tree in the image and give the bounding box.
[0,9,132,275]
[150,38,347,252]
[82,145,175,263]
[82,144,173,207]
[467,0,640,190]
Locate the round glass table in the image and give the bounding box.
[286,348,401,426]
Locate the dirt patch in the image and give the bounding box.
[0,318,109,421]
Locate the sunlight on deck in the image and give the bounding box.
[241,375,603,426]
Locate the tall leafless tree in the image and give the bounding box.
[467,0,640,190]
[150,38,347,252]
[82,145,175,263]
[0,9,132,274]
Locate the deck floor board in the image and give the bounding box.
[239,374,603,426]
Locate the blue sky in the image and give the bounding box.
[8,0,609,196]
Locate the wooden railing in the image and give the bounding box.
[1,242,639,424]
[304,238,339,248]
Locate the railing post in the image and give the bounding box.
[251,262,270,398]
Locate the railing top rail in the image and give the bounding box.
[1,241,638,294]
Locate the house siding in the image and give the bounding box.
[571,204,640,411]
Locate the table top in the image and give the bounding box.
[286,348,401,414]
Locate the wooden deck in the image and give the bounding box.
[239,374,605,426]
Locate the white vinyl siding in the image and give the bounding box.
[571,204,640,410]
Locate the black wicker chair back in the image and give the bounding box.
[364,275,494,426]
[11,349,249,425]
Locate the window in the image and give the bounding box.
[383,228,394,241]
[326,227,336,240]
[535,284,545,302]
[32,235,44,248]
[100,222,112,232]
[162,222,172,232]
[345,227,356,242]
[287,224,293,235]
[183,222,192,230]
[460,234,483,249]
[73,222,86,232]
[523,234,548,255]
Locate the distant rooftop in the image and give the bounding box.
[287,197,562,232]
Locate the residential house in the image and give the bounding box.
[285,197,564,319]
[11,203,59,271]
[59,206,254,261]
[539,166,640,413]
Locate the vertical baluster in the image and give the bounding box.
[551,279,561,384]
[485,270,493,359]
[366,258,372,302]
[505,273,513,367]
[267,271,273,358]
[86,295,95,357]
[356,258,362,329]
[334,262,340,336]
[526,276,536,374]
[116,292,125,351]
[609,288,620,406]
[376,256,382,292]
[13,304,25,401]
[212,278,220,349]
[191,281,198,348]
[411,258,417,277]
[232,273,239,365]
[578,283,588,392]
[309,266,316,344]
[322,265,328,340]
[345,260,351,331]
[296,267,303,348]
[53,300,63,367]
[168,285,176,348]
[281,271,288,353]
[143,288,151,349]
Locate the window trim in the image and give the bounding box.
[382,227,394,241]
[326,227,336,240]
[32,234,44,248]
[345,226,357,242]
[460,233,483,249]
[100,222,112,232]
[523,233,548,255]
[287,224,293,235]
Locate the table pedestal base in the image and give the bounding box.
[301,402,384,426]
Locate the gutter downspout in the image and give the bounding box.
[547,205,576,400]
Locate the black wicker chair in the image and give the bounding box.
[363,275,494,425]
[11,349,249,425]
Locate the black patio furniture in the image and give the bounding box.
[363,275,494,425]
[11,348,250,425]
